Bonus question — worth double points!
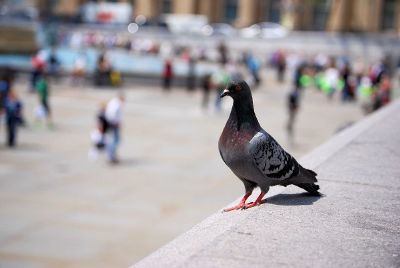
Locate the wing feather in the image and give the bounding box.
[249,132,299,180]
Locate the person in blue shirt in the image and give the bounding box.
[0,68,15,114]
[4,90,23,147]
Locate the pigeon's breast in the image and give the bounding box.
[219,127,254,171]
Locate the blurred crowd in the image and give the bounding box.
[1,36,398,163]
[281,52,393,112]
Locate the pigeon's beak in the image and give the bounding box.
[220,89,230,98]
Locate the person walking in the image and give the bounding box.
[276,50,287,83]
[31,53,45,92]
[162,59,173,91]
[201,74,211,110]
[88,102,109,161]
[186,57,196,92]
[48,49,60,82]
[35,72,52,126]
[246,54,261,87]
[0,69,15,114]
[212,66,231,112]
[340,62,353,102]
[4,90,23,147]
[324,58,339,99]
[105,93,125,164]
[286,88,300,146]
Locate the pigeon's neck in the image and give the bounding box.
[229,98,260,131]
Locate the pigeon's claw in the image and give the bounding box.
[223,203,246,212]
[243,192,266,210]
[243,201,261,209]
[241,202,253,209]
[222,191,253,213]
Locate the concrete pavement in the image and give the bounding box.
[0,78,364,268]
[134,99,400,268]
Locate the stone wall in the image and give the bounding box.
[133,98,400,268]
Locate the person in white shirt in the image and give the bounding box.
[105,92,125,163]
[324,59,339,99]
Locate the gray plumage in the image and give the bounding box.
[219,81,320,209]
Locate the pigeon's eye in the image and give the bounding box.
[235,85,242,92]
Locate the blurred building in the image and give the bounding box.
[31,0,400,33]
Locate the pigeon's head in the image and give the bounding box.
[220,81,252,101]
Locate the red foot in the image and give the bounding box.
[243,192,266,210]
[243,201,261,209]
[223,192,252,212]
[223,202,246,212]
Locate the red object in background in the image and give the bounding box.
[380,77,391,105]
[163,60,173,78]
[32,56,45,71]
[181,51,191,62]
[97,12,113,23]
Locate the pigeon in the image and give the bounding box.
[218,81,320,212]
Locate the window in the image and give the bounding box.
[312,0,330,31]
[266,0,281,23]
[381,0,396,30]
[224,0,238,23]
[162,0,172,14]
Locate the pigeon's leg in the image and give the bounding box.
[223,191,253,212]
[244,191,266,209]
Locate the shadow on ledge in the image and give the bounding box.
[264,192,324,206]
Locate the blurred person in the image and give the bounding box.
[293,63,306,91]
[95,53,111,86]
[246,54,261,87]
[48,49,60,81]
[186,57,196,92]
[89,102,109,161]
[340,62,354,101]
[0,69,16,132]
[227,61,244,82]
[162,58,173,91]
[370,60,386,86]
[324,58,339,99]
[287,88,300,146]
[240,51,250,65]
[181,48,191,61]
[72,53,87,86]
[218,42,228,65]
[212,66,231,112]
[353,60,365,87]
[4,90,23,147]
[358,74,374,114]
[105,93,125,164]
[379,74,391,105]
[97,102,109,138]
[372,74,392,111]
[201,74,212,110]
[0,68,15,114]
[314,53,328,72]
[31,53,46,92]
[273,50,287,83]
[35,72,52,126]
[198,46,208,61]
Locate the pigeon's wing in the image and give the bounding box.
[249,132,299,180]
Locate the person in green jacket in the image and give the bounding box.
[35,72,52,126]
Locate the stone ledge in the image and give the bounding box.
[133,99,400,268]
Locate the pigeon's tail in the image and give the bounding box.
[305,168,317,178]
[293,166,320,195]
[295,182,321,196]
[299,166,318,183]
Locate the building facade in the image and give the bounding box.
[41,0,400,33]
